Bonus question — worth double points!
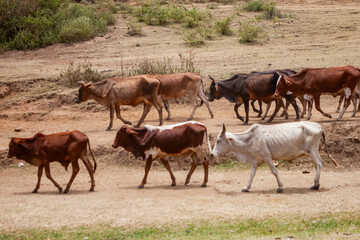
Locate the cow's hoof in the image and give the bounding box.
[242,122,248,125]
[32,189,38,193]
[276,188,283,193]
[325,113,332,118]
[106,127,111,131]
[89,187,94,192]
[124,121,132,125]
[309,185,319,190]
[201,184,207,188]
[294,117,299,121]
[185,181,189,186]
[171,183,176,187]
[59,187,63,194]
[63,188,69,194]
[211,114,214,119]
[239,117,244,122]
[241,188,249,192]
[261,117,265,120]
[138,185,144,189]
[351,114,356,117]
[165,117,170,121]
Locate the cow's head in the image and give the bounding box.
[208,75,222,102]
[274,74,293,98]
[211,123,233,157]
[8,138,23,159]
[76,81,92,103]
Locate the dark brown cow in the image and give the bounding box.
[152,72,214,120]
[8,131,97,194]
[76,75,163,131]
[274,66,360,120]
[112,121,211,188]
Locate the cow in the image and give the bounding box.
[211,121,340,193]
[112,121,211,188]
[7,131,97,194]
[274,66,360,120]
[209,70,300,124]
[152,72,214,120]
[76,75,163,131]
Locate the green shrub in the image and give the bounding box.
[237,20,266,44]
[215,16,233,36]
[242,0,265,12]
[183,30,205,47]
[0,1,116,50]
[259,1,283,19]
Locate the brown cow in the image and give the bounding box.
[152,72,214,120]
[76,75,163,131]
[8,131,97,194]
[275,66,360,120]
[112,121,211,188]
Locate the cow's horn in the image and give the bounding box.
[208,75,215,82]
[78,81,85,85]
[221,122,226,135]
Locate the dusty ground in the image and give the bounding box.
[1,0,360,231]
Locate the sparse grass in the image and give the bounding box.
[60,61,102,87]
[1,212,360,239]
[127,52,200,75]
[237,20,267,44]
[183,29,206,47]
[258,1,284,20]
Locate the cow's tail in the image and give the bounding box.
[87,139,97,173]
[321,131,341,167]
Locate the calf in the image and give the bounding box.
[211,122,339,193]
[112,121,211,188]
[8,131,97,193]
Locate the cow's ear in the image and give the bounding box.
[221,122,226,135]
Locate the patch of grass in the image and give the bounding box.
[60,61,102,87]
[258,1,283,20]
[215,16,233,36]
[183,29,206,47]
[237,20,267,44]
[1,212,360,239]
[242,0,265,12]
[126,20,143,36]
[216,159,250,170]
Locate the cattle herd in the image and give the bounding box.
[7,65,360,194]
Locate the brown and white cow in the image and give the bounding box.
[112,121,211,188]
[274,66,360,120]
[152,72,214,120]
[8,131,97,194]
[76,75,163,131]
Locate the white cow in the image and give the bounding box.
[211,121,340,193]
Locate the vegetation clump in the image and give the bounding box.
[0,0,116,51]
[237,20,267,44]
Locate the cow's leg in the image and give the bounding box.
[280,98,290,117]
[308,152,322,190]
[153,100,163,126]
[279,99,289,120]
[335,94,344,113]
[106,104,115,131]
[299,97,307,118]
[115,105,132,125]
[80,152,96,192]
[185,154,198,186]
[64,159,80,194]
[266,159,284,193]
[243,97,250,125]
[234,103,244,122]
[198,90,214,118]
[138,156,153,189]
[267,99,282,123]
[163,99,171,120]
[261,101,272,120]
[188,92,200,120]
[43,163,62,193]
[160,158,176,186]
[313,94,332,118]
[337,87,352,120]
[306,99,313,120]
[32,165,44,193]
[201,158,209,187]
[242,162,261,192]
[285,95,300,121]
[251,100,259,113]
[134,103,152,128]
[351,95,357,117]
